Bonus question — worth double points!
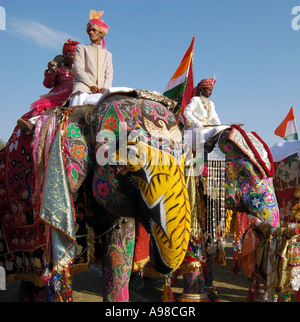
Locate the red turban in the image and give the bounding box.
[199,78,216,90]
[62,39,79,54]
[86,10,109,49]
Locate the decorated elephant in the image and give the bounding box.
[210,124,278,227]
[0,89,192,302]
[177,124,300,302]
[1,88,297,302]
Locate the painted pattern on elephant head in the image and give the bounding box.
[91,94,191,274]
[217,130,279,227]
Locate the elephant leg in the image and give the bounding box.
[101,217,135,302]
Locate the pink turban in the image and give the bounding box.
[199,78,216,90]
[86,10,109,49]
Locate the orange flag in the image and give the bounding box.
[163,37,195,126]
[274,107,298,140]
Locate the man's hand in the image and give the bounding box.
[89,86,107,94]
[89,86,100,94]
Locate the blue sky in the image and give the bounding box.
[0,0,300,148]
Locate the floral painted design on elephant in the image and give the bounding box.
[65,122,93,191]
[218,134,279,227]
[102,217,135,302]
[92,95,188,213]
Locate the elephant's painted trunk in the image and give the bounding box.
[132,144,191,274]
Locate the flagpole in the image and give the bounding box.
[177,48,193,108]
[178,37,195,126]
[163,37,195,126]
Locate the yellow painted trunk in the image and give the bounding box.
[133,143,191,272]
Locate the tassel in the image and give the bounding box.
[231,257,240,275]
[231,248,241,275]
[216,248,227,266]
[272,292,279,302]
[162,279,170,302]
[168,283,175,302]
[162,277,176,302]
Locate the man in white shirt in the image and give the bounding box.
[69,10,113,106]
[183,78,227,147]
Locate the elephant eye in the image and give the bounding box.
[127,145,140,161]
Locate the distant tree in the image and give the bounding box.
[0,138,6,150]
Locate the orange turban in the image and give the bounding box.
[62,39,79,54]
[199,78,216,90]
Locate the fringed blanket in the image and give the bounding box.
[228,124,274,178]
[0,107,94,288]
[0,126,47,285]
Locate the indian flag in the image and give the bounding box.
[163,37,195,125]
[274,107,298,140]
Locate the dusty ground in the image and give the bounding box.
[72,236,252,302]
[0,236,296,302]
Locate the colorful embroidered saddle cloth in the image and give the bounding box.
[0,107,94,286]
[98,87,178,111]
[205,124,274,178]
[228,124,274,178]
